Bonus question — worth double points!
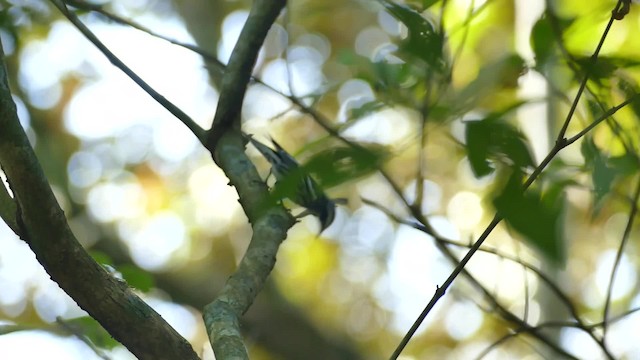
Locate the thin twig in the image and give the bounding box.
[602,173,640,334]
[478,306,640,360]
[63,1,636,358]
[545,3,637,157]
[390,2,627,357]
[64,0,226,83]
[564,93,640,146]
[49,0,206,142]
[362,198,583,320]
[556,0,625,140]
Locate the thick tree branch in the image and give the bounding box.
[91,235,364,360]
[49,0,301,356]
[0,39,198,360]
[200,0,289,359]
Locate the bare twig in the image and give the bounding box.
[478,306,640,360]
[545,3,637,157]
[555,0,626,140]
[362,198,606,359]
[390,2,628,358]
[49,0,206,142]
[602,173,640,334]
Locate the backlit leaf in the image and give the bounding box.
[465,113,534,178]
[378,0,447,73]
[493,172,566,266]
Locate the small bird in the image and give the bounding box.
[244,134,338,232]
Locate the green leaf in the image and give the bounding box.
[88,253,154,292]
[454,54,527,112]
[581,138,616,214]
[304,144,389,188]
[406,0,439,9]
[89,251,113,267]
[422,0,439,8]
[465,114,535,178]
[530,14,575,70]
[336,48,359,66]
[609,152,640,176]
[616,76,640,124]
[63,317,119,349]
[575,56,640,82]
[465,119,494,177]
[493,172,566,266]
[530,15,555,69]
[119,265,154,293]
[371,61,416,91]
[349,100,387,121]
[378,0,447,73]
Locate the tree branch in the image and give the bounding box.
[200,0,290,359]
[50,0,207,143]
[0,38,198,360]
[602,173,640,335]
[205,1,286,149]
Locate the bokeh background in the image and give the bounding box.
[1,0,640,359]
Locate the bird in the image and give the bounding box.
[244,133,338,232]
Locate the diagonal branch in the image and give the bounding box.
[63,0,226,85]
[388,91,637,360]
[0,38,198,360]
[50,0,206,142]
[50,0,293,356]
[602,173,640,335]
[389,2,630,357]
[363,198,592,360]
[555,0,625,140]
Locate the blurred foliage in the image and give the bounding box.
[493,170,566,265]
[464,105,535,177]
[62,316,120,350]
[378,0,448,75]
[304,143,390,188]
[2,0,640,359]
